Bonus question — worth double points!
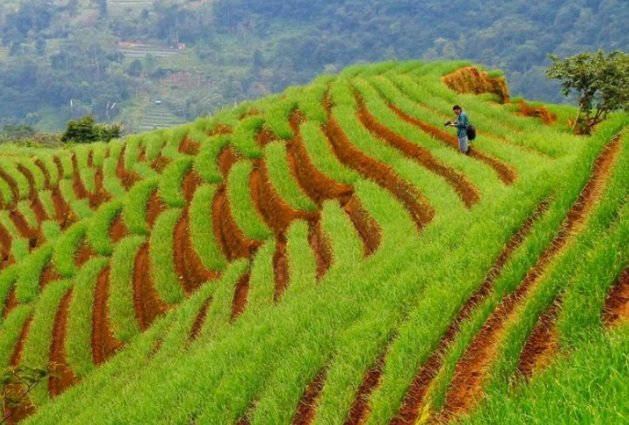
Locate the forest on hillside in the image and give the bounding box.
[0,0,627,133]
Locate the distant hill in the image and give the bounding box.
[0,60,627,424]
[0,0,627,133]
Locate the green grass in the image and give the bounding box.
[149,208,185,304]
[189,184,227,271]
[108,235,145,342]
[227,161,273,241]
[1,60,626,425]
[263,141,317,212]
[65,257,109,377]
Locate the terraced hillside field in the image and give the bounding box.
[0,61,627,425]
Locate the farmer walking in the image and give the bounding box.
[446,105,470,155]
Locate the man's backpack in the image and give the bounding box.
[466,124,476,141]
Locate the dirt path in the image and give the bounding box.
[10,316,33,367]
[34,159,51,189]
[179,138,201,155]
[132,243,168,330]
[92,267,122,365]
[390,200,549,425]
[292,369,327,425]
[173,213,218,294]
[389,103,517,185]
[16,164,36,199]
[345,355,385,425]
[109,213,128,244]
[49,289,77,397]
[516,301,559,378]
[343,195,381,256]
[603,267,629,326]
[146,190,166,229]
[273,239,289,302]
[231,273,251,321]
[71,154,89,199]
[357,99,480,208]
[212,187,258,262]
[308,220,332,280]
[189,297,212,342]
[438,136,622,421]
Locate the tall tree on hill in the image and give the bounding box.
[547,50,629,134]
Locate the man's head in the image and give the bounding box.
[453,105,462,116]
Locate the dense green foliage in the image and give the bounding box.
[0,0,626,133]
[548,50,629,133]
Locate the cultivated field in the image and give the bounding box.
[0,61,627,425]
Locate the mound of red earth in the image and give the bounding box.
[443,66,510,104]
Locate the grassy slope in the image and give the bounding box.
[0,60,624,424]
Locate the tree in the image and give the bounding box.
[547,50,629,134]
[61,115,121,144]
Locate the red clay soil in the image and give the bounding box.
[292,369,327,425]
[518,100,557,125]
[30,194,49,224]
[116,147,141,190]
[256,127,277,146]
[92,267,123,365]
[16,164,36,199]
[151,156,171,173]
[86,150,94,168]
[89,167,109,208]
[602,267,629,326]
[188,297,212,342]
[138,147,147,163]
[323,115,434,230]
[109,212,128,244]
[52,156,65,182]
[51,187,72,228]
[388,103,516,185]
[345,356,385,425]
[173,213,219,295]
[10,316,33,367]
[231,272,251,321]
[182,170,203,204]
[516,301,560,379]
[308,220,332,280]
[218,147,239,178]
[71,154,89,199]
[48,289,77,397]
[286,112,354,205]
[390,199,550,425]
[250,160,311,235]
[146,189,167,229]
[132,243,168,330]
[40,262,62,290]
[179,137,201,155]
[34,159,51,189]
[0,222,12,255]
[9,210,38,240]
[343,195,381,257]
[438,136,621,421]
[442,66,510,103]
[0,167,20,205]
[356,99,479,208]
[75,242,96,268]
[273,239,289,302]
[3,286,18,318]
[212,186,259,262]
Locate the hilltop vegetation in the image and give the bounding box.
[0,60,626,424]
[0,0,627,132]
